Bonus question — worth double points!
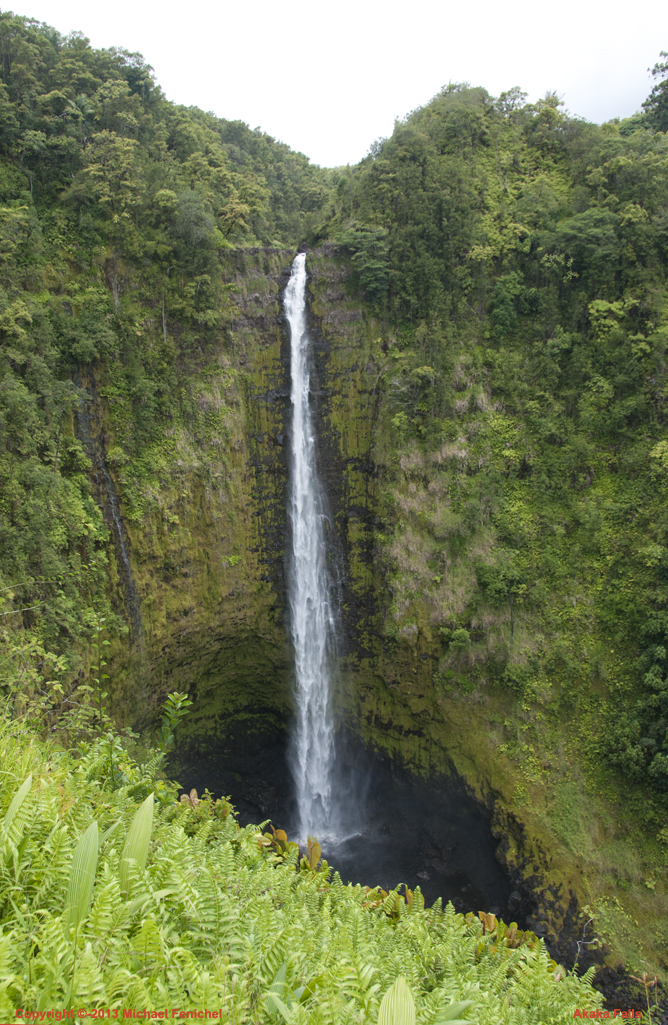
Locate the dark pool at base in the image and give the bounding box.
[320,828,493,916]
[320,746,513,916]
[174,730,517,922]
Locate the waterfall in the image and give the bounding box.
[285,252,337,839]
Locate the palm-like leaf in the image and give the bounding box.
[378,975,416,1025]
[2,774,32,836]
[65,820,99,931]
[119,794,153,899]
[434,999,474,1024]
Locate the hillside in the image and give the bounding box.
[316,82,668,980]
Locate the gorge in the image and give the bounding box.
[183,248,519,925]
[1,12,668,1016]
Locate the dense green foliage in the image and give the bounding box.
[0,717,600,1019]
[322,82,668,798]
[0,11,330,665]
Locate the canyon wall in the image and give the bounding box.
[88,247,658,976]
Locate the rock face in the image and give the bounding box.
[97,248,297,764]
[99,245,388,784]
[94,244,454,778]
[157,245,389,814]
[92,245,604,974]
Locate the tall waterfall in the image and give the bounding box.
[285,252,337,839]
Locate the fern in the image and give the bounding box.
[0,724,604,1021]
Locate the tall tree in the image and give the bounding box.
[642,51,668,132]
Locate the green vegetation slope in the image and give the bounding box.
[0,9,330,667]
[316,80,668,976]
[0,718,600,1020]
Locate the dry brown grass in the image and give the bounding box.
[397,623,418,646]
[452,360,474,390]
[432,441,468,465]
[474,388,491,412]
[398,447,426,473]
[429,559,477,623]
[389,523,432,581]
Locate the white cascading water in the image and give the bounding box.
[285,252,337,839]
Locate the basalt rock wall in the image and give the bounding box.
[93,246,620,980]
[96,249,296,764]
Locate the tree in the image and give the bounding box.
[642,51,668,133]
[335,221,389,310]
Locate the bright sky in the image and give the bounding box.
[17,0,668,167]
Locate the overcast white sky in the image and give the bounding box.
[15,0,668,167]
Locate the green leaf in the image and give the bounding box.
[378,976,415,1025]
[434,1000,474,1024]
[100,819,122,846]
[2,774,32,836]
[265,993,290,1022]
[119,793,154,899]
[297,975,324,1002]
[64,820,99,931]
[270,962,287,989]
[265,962,290,1020]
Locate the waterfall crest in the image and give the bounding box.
[285,252,337,839]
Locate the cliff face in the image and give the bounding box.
[83,246,381,816]
[87,247,661,980]
[94,249,295,758]
[96,247,386,755]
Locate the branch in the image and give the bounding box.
[1,601,46,616]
